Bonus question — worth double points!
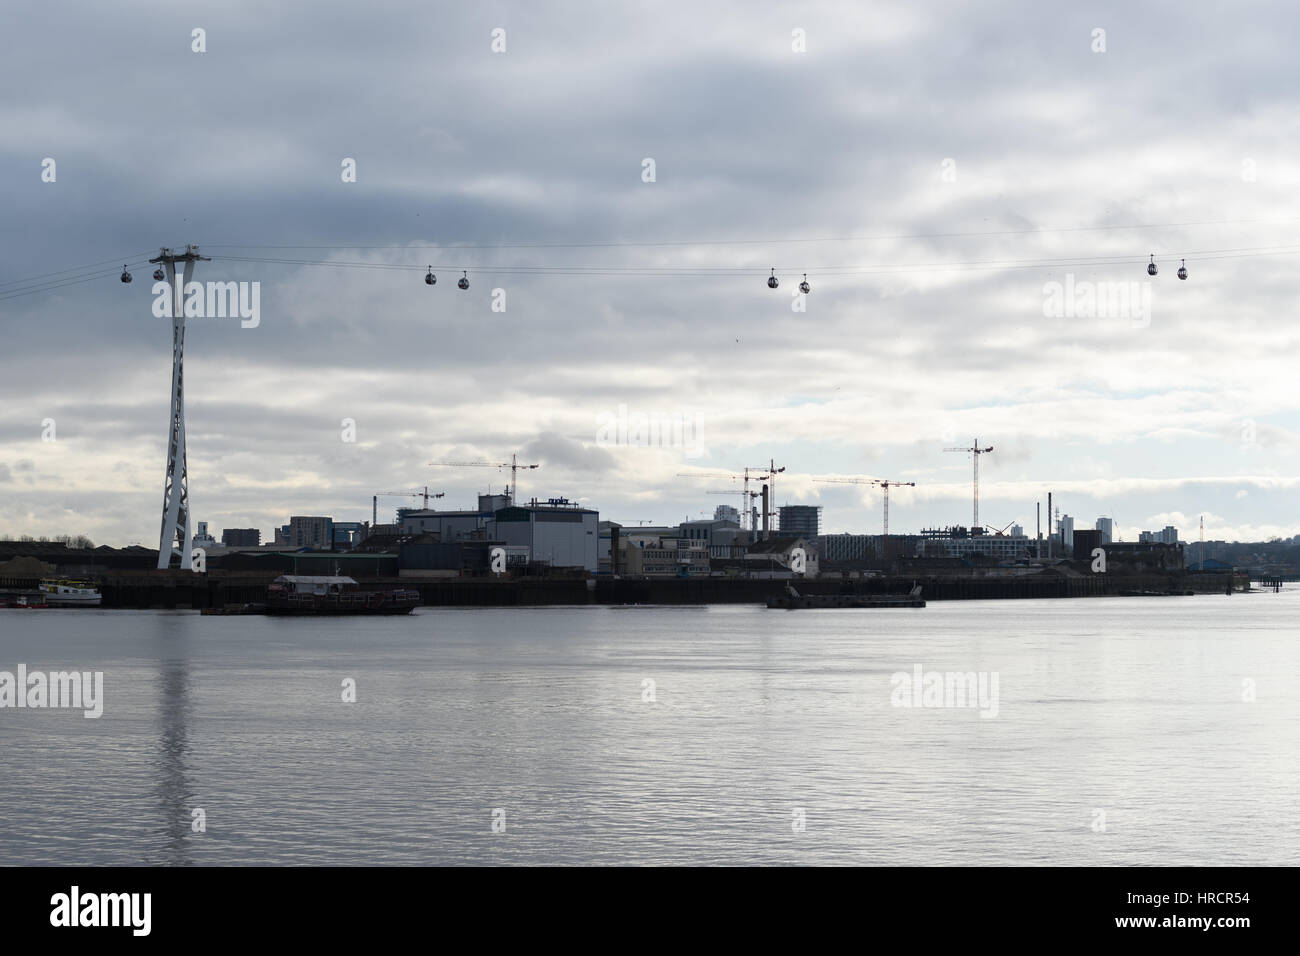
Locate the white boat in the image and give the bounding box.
[39,579,102,607]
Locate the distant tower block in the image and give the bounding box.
[151,245,210,570]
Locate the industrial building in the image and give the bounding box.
[399,494,510,540]
[395,495,598,572]
[818,533,921,566]
[397,540,496,578]
[919,526,1031,561]
[1103,541,1184,571]
[819,533,876,563]
[1072,529,1101,559]
[678,518,747,557]
[489,501,599,572]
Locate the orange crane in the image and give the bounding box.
[943,439,993,529]
[813,477,915,537]
[372,488,444,524]
[428,454,539,505]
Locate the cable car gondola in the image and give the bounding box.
[153,267,165,281]
[767,268,779,289]
[120,266,132,283]
[457,271,469,290]
[799,274,810,294]
[1177,259,1187,280]
[425,267,436,286]
[1147,254,1158,276]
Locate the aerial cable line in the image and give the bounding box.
[201,214,1300,251]
[0,251,155,288]
[0,261,159,302]
[6,236,1300,302]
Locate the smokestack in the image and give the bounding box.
[1047,492,1053,559]
[1036,501,1041,560]
[761,484,770,540]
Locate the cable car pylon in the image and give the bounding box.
[149,244,209,570]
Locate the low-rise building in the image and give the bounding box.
[743,536,819,577]
[919,527,1031,561]
[618,536,710,576]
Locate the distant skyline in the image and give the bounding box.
[3,1,1299,546]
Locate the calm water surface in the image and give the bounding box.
[1,592,1297,865]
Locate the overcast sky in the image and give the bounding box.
[2,0,1299,546]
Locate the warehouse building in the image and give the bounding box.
[487,501,599,572]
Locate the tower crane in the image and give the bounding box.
[943,439,994,530]
[813,477,915,537]
[676,466,777,532]
[745,460,785,537]
[372,488,445,525]
[428,454,539,505]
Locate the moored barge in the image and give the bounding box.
[766,584,926,610]
[265,575,420,615]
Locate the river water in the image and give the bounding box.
[1,592,1297,865]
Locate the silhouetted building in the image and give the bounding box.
[1073,529,1101,559]
[221,528,261,547]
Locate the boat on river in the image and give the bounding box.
[766,583,925,609]
[38,579,102,607]
[265,575,420,615]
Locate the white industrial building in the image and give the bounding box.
[399,495,598,572]
[488,502,599,572]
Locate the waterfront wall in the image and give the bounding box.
[0,569,1243,609]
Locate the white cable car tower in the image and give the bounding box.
[150,245,209,569]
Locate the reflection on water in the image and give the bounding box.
[0,594,1298,865]
[152,627,193,866]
